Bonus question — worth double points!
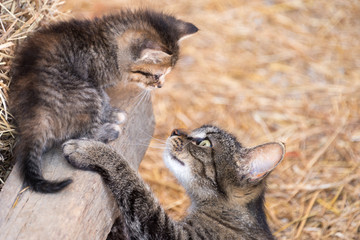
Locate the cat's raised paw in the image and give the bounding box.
[62,139,99,170]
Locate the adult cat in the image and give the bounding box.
[63,125,285,239]
[9,10,197,193]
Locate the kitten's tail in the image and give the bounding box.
[17,140,73,193]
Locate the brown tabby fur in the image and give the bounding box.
[9,9,198,193]
[63,125,285,239]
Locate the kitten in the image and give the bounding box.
[9,9,198,193]
[63,125,285,239]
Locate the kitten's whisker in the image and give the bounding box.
[145,90,151,102]
[132,90,147,110]
[131,90,145,104]
[134,90,149,110]
[139,90,151,108]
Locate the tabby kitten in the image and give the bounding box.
[63,125,285,239]
[9,10,198,193]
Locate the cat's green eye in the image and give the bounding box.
[198,139,212,147]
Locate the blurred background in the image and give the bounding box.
[1,0,359,239]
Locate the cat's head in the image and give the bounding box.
[163,125,285,207]
[113,10,198,89]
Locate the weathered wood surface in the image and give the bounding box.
[0,83,155,240]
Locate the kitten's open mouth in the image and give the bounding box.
[170,154,185,166]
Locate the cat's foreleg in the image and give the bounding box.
[62,139,182,240]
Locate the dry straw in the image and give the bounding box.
[1,0,360,239]
[0,0,67,188]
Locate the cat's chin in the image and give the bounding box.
[163,150,192,185]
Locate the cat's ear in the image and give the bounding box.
[176,21,198,42]
[245,142,285,182]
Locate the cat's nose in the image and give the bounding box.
[170,129,186,137]
[171,129,181,137]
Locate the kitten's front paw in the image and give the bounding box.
[63,139,103,171]
[94,123,121,143]
[110,109,127,125]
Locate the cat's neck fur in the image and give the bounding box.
[188,185,273,237]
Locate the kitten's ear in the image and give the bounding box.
[176,20,198,42]
[136,40,171,63]
[245,142,285,182]
[138,48,171,64]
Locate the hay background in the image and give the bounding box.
[1,0,360,239]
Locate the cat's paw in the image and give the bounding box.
[63,139,103,170]
[94,123,121,143]
[63,139,120,172]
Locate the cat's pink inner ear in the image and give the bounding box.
[138,49,171,63]
[247,142,285,181]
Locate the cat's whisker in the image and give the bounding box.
[149,137,167,144]
[127,140,166,148]
[146,146,167,150]
[138,127,167,144]
[126,143,166,150]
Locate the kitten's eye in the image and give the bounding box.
[132,70,152,78]
[198,139,212,147]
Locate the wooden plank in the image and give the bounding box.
[0,83,155,240]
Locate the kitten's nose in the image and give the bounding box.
[170,129,186,137]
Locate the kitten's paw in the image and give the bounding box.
[94,123,121,143]
[108,109,127,125]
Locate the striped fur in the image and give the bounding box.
[63,125,285,239]
[9,10,198,193]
